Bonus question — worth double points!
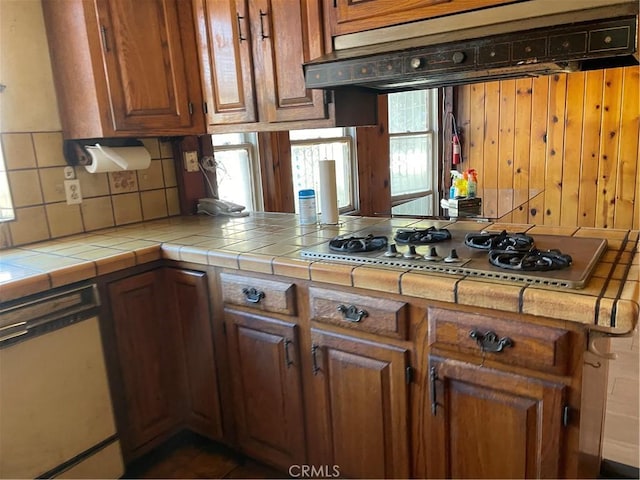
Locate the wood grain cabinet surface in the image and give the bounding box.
[42,0,204,139]
[326,0,521,36]
[192,0,377,132]
[427,356,566,479]
[104,268,222,462]
[225,309,307,471]
[309,328,411,479]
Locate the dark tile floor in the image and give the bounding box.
[124,432,285,479]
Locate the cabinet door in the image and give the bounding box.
[107,270,182,459]
[165,268,223,440]
[193,0,257,125]
[310,329,410,479]
[225,309,306,470]
[330,0,519,36]
[250,0,327,123]
[95,0,201,133]
[428,356,566,479]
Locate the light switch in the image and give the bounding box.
[64,179,82,205]
[183,151,199,172]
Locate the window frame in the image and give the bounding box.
[289,127,358,214]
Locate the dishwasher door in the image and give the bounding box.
[0,284,124,479]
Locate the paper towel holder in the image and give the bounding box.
[63,138,145,167]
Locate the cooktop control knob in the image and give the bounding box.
[403,245,421,259]
[452,51,465,64]
[410,57,423,70]
[423,246,441,261]
[444,249,460,263]
[384,243,399,257]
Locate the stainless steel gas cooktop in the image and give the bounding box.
[300,227,607,289]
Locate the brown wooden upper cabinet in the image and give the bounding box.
[42,0,205,139]
[327,0,522,36]
[192,0,377,132]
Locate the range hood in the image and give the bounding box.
[304,2,638,92]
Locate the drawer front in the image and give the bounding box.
[220,273,296,316]
[309,287,408,340]
[428,307,571,375]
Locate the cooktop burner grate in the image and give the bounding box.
[394,227,452,245]
[489,248,573,271]
[465,230,535,251]
[328,234,388,253]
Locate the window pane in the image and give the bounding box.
[392,195,434,216]
[212,133,244,146]
[390,134,432,196]
[0,141,15,222]
[291,141,352,212]
[289,128,343,141]
[214,149,255,212]
[388,90,428,133]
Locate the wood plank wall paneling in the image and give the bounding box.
[455,66,639,229]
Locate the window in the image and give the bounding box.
[0,140,15,222]
[210,133,262,212]
[290,127,357,214]
[388,89,438,216]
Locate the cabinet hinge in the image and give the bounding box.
[405,366,414,384]
[188,102,194,115]
[562,405,571,427]
[203,102,208,114]
[323,90,333,105]
[222,322,227,335]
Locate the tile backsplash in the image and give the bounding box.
[0,132,180,248]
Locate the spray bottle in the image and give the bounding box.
[464,169,478,198]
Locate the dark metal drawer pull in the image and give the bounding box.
[430,366,438,415]
[311,344,320,375]
[469,329,514,353]
[284,339,293,367]
[242,287,265,303]
[337,304,368,322]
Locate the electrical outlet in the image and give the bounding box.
[183,151,199,172]
[64,179,82,205]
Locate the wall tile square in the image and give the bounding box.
[76,168,110,197]
[8,170,43,207]
[2,133,36,170]
[46,202,83,238]
[137,160,164,191]
[38,167,67,203]
[159,140,173,158]
[33,132,66,167]
[9,206,50,245]
[140,138,161,159]
[162,159,177,187]
[166,187,180,215]
[81,196,115,231]
[141,189,168,220]
[108,170,138,193]
[112,192,142,225]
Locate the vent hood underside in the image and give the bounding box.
[304,8,638,92]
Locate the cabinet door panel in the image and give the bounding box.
[428,356,565,479]
[165,269,223,440]
[310,329,409,479]
[97,0,195,131]
[226,310,305,469]
[194,0,257,124]
[108,271,182,458]
[251,0,327,122]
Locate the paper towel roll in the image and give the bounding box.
[318,159,339,225]
[84,144,151,173]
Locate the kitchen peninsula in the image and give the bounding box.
[1,213,637,478]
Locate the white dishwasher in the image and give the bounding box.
[0,283,124,479]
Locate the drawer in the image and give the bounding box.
[428,307,571,375]
[512,37,547,61]
[309,287,408,340]
[219,273,296,316]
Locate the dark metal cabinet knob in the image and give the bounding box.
[452,51,465,64]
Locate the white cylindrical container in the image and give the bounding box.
[318,160,339,225]
[298,189,317,225]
